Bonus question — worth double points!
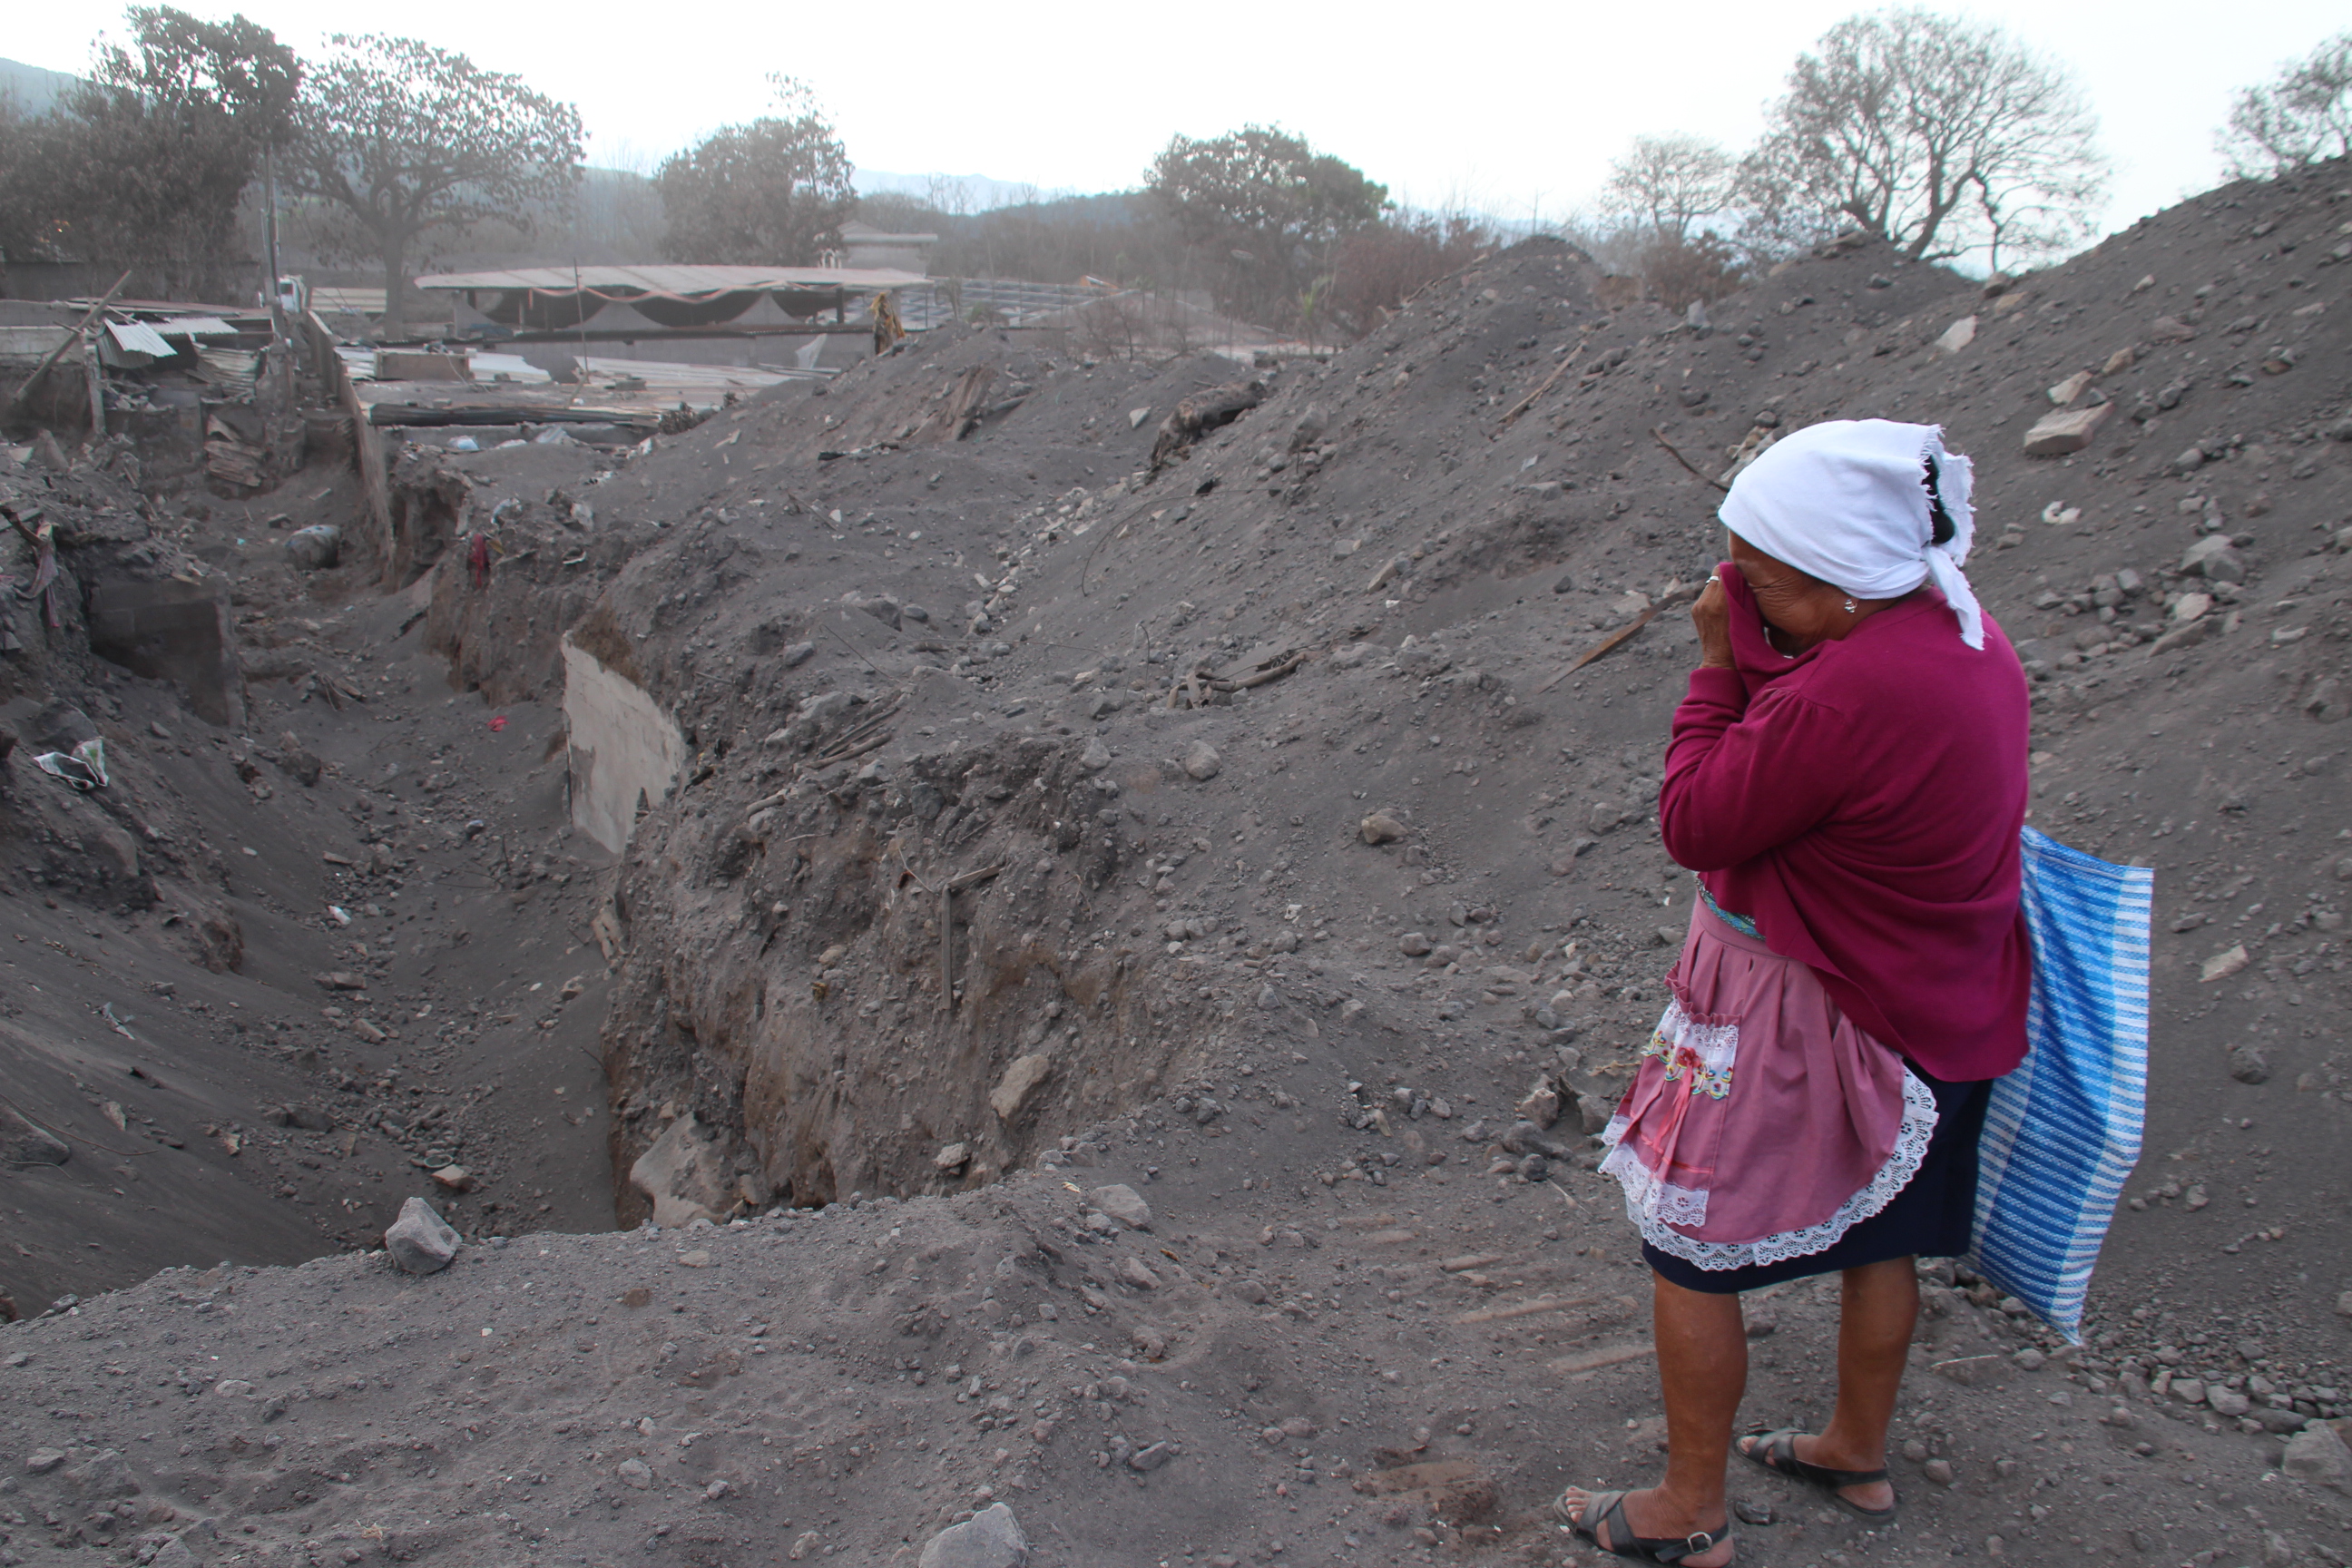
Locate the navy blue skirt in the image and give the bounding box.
[1643,1065,1991,1295]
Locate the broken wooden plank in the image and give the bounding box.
[1547,1341,1657,1376]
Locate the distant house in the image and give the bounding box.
[836,220,937,277]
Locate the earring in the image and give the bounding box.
[1844,597,1857,614]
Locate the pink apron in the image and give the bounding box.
[1599,900,1939,1271]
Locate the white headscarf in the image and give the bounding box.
[1718,418,1984,650]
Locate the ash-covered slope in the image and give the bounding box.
[5,162,2350,1568]
[555,161,2349,1335]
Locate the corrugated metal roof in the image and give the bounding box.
[105,319,175,357]
[152,316,240,338]
[414,264,926,297]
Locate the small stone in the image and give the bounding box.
[214,1378,254,1397]
[617,1458,652,1489]
[2170,1377,2206,1405]
[1358,811,1406,845]
[2208,1388,2252,1417]
[1127,1441,1173,1472]
[2046,370,2094,406]
[1576,1090,1615,1136]
[2023,402,2112,456]
[1732,1498,1774,1525]
[919,1502,1029,1568]
[702,1478,730,1501]
[2336,1290,2352,1318]
[2200,946,2250,984]
[990,1054,1052,1122]
[24,1449,64,1475]
[1181,742,1220,781]
[2181,534,2246,583]
[780,641,816,668]
[0,1106,70,1167]
[431,1164,475,1193]
[1399,931,1434,956]
[384,1196,461,1275]
[1517,1082,1562,1130]
[149,1536,202,1568]
[2013,1348,2046,1371]
[1078,737,1112,772]
[2281,1421,2352,1493]
[1088,1184,1152,1230]
[677,1250,711,1269]
[1924,1458,1956,1486]
[934,1142,972,1171]
[2228,1044,2271,1085]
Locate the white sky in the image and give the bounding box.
[10,0,2342,241]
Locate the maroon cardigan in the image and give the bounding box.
[1658,564,2033,1082]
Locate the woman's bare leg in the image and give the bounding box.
[1737,1257,1914,1512]
[1556,1272,1742,1565]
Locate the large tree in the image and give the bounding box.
[0,6,298,299]
[1739,8,2105,272]
[656,77,854,266]
[1146,124,1389,328]
[2219,32,2352,175]
[289,34,582,327]
[1603,133,1735,244]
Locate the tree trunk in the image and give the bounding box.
[378,234,408,332]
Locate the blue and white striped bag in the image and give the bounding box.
[1965,828,2152,1344]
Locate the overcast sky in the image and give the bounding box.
[10,1,2343,242]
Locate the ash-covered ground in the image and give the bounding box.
[3,159,2351,1568]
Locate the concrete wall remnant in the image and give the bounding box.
[562,632,684,853]
[83,575,243,728]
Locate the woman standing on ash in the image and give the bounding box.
[1557,419,2031,1565]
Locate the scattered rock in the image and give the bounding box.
[990,1054,1053,1122]
[1359,810,1406,845]
[2023,402,2113,456]
[384,1196,462,1275]
[0,1105,70,1167]
[1181,741,1221,781]
[2200,946,2250,984]
[2227,1044,2271,1085]
[1088,1184,1152,1230]
[1924,1458,1956,1486]
[919,1502,1028,1568]
[617,1458,652,1490]
[2182,534,2246,583]
[934,1142,972,1171]
[431,1164,476,1193]
[2282,1422,2352,1493]
[1399,931,1434,956]
[24,1449,64,1475]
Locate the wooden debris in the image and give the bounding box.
[1165,649,1305,709]
[1150,379,1266,469]
[1534,582,1700,693]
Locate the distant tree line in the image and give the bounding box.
[2,7,2345,339]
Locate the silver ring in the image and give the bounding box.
[1705,573,1721,585]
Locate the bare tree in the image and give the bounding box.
[289,34,582,327]
[1740,8,2105,271]
[2219,32,2352,175]
[1603,133,1733,244]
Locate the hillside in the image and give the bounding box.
[2,160,2350,1567]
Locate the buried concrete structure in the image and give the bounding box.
[560,631,686,854]
[83,575,243,728]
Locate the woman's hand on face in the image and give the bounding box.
[1693,571,1733,669]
